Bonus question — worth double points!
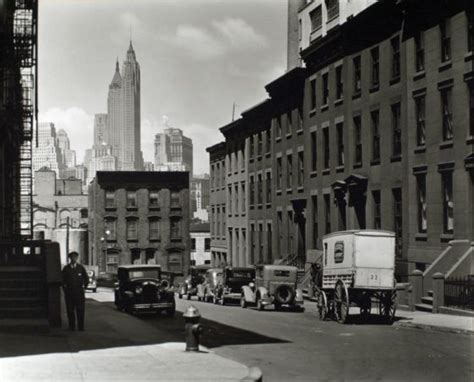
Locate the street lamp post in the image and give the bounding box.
[100,229,111,272]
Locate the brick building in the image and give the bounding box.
[208,0,473,280]
[207,142,228,266]
[88,171,190,274]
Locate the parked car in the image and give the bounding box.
[97,272,118,288]
[178,265,210,300]
[86,269,97,293]
[241,265,304,311]
[196,268,223,302]
[114,265,175,316]
[215,267,255,305]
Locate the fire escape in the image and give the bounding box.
[13,0,38,238]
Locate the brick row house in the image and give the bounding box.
[208,0,473,280]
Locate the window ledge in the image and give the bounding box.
[286,188,293,194]
[353,163,362,169]
[322,168,330,175]
[266,203,271,209]
[286,133,292,139]
[275,136,282,143]
[440,233,454,242]
[369,84,379,93]
[414,145,426,154]
[390,155,402,163]
[105,207,117,211]
[413,70,426,81]
[256,155,262,161]
[170,238,182,242]
[439,140,453,149]
[390,76,400,85]
[352,92,361,100]
[370,159,381,166]
[467,136,474,145]
[297,186,304,193]
[276,189,282,195]
[149,239,161,243]
[126,239,138,243]
[335,165,344,173]
[296,129,304,135]
[309,109,317,117]
[126,207,138,211]
[415,233,428,241]
[149,206,160,211]
[310,170,317,178]
[334,98,343,107]
[257,204,263,209]
[248,159,254,164]
[465,51,473,62]
[438,60,452,72]
[320,104,329,112]
[265,152,271,158]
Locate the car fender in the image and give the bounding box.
[124,291,134,299]
[257,286,270,303]
[241,285,256,303]
[295,288,304,303]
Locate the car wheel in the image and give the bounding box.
[240,296,247,308]
[257,297,264,311]
[93,288,97,293]
[274,303,281,311]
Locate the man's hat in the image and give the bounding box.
[68,251,79,259]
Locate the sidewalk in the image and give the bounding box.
[0,298,260,381]
[395,309,474,335]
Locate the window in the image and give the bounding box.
[250,224,255,263]
[149,190,159,207]
[170,191,180,207]
[106,254,118,273]
[353,56,361,94]
[249,176,255,206]
[277,211,283,254]
[370,47,379,88]
[468,11,473,52]
[234,184,239,213]
[127,191,137,208]
[287,211,294,255]
[276,157,282,189]
[266,129,271,153]
[323,127,329,169]
[105,190,115,208]
[334,242,344,263]
[80,208,88,219]
[415,96,426,146]
[297,108,303,130]
[470,85,474,137]
[312,196,318,248]
[326,0,339,21]
[258,224,264,263]
[267,223,272,261]
[286,154,293,189]
[335,65,343,100]
[274,117,282,139]
[324,194,331,234]
[441,88,453,140]
[311,131,317,172]
[205,238,211,251]
[336,123,344,166]
[257,132,263,156]
[170,218,182,239]
[415,31,425,72]
[241,183,246,212]
[440,18,451,62]
[298,151,304,187]
[354,116,362,165]
[322,73,329,105]
[299,19,302,41]
[190,238,196,251]
[391,36,400,80]
[416,175,427,233]
[392,188,402,257]
[368,111,380,163]
[149,218,160,240]
[257,174,263,205]
[442,171,454,234]
[287,111,293,135]
[228,186,233,214]
[391,103,402,157]
[126,219,138,241]
[249,136,255,159]
[266,172,272,204]
[372,190,381,229]
[310,6,322,31]
[104,218,116,240]
[310,79,317,110]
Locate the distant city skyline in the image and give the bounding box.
[37,0,287,174]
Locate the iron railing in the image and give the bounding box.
[444,275,474,311]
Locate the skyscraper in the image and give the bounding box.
[93,113,108,146]
[56,129,76,168]
[33,122,62,174]
[154,127,193,174]
[107,59,122,164]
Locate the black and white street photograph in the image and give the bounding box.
[0,0,473,380]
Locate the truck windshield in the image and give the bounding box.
[129,270,160,279]
[231,271,254,279]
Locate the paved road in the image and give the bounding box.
[89,288,474,381]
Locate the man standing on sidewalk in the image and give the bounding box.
[62,251,88,331]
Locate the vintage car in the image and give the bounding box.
[196,268,223,302]
[85,269,97,293]
[241,265,304,311]
[215,267,255,305]
[178,265,210,300]
[114,265,175,316]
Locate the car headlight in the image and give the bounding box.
[135,286,143,294]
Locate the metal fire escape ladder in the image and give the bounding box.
[13,0,38,238]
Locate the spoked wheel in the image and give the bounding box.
[359,293,372,319]
[378,290,397,324]
[316,290,328,321]
[334,281,350,324]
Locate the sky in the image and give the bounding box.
[38,0,288,175]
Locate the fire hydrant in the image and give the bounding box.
[183,305,203,352]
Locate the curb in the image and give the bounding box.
[395,321,474,336]
[241,366,263,382]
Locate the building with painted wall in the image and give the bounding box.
[190,223,211,265]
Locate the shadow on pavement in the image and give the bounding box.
[0,298,288,359]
